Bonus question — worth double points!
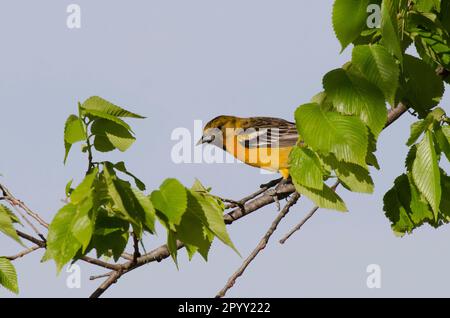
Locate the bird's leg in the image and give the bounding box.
[259,177,283,189]
[266,178,290,211]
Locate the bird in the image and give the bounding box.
[197,115,299,179]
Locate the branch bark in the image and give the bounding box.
[216,192,301,298]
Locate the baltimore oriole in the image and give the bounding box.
[197,116,299,178]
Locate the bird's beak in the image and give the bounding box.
[196,134,215,146]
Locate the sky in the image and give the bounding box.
[1,0,450,298]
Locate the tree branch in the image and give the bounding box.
[5,246,41,261]
[216,192,301,298]
[279,181,340,244]
[1,102,410,298]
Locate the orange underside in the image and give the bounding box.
[224,135,292,179]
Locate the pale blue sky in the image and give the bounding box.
[1,0,450,297]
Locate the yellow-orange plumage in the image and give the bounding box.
[198,115,299,178]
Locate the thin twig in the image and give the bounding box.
[215,192,301,298]
[0,184,49,228]
[279,181,340,244]
[90,271,114,281]
[121,253,134,261]
[89,270,123,298]
[279,206,319,244]
[15,230,120,271]
[10,204,46,242]
[5,246,41,261]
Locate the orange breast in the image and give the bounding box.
[224,134,292,177]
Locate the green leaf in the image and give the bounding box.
[332,0,370,51]
[441,0,450,33]
[167,230,179,266]
[84,109,132,131]
[414,0,440,12]
[175,201,212,261]
[43,204,82,273]
[293,180,347,212]
[295,103,368,166]
[436,125,450,161]
[150,179,188,226]
[131,187,156,234]
[405,144,417,171]
[288,146,324,190]
[352,44,400,106]
[0,205,23,246]
[383,174,434,235]
[103,167,144,235]
[91,119,136,152]
[64,115,86,144]
[89,210,129,261]
[64,115,86,163]
[324,155,374,193]
[71,195,94,252]
[0,204,21,224]
[114,161,146,191]
[70,168,98,204]
[82,96,145,119]
[323,68,387,137]
[412,131,441,217]
[366,130,380,169]
[0,257,19,294]
[93,135,115,152]
[189,183,238,255]
[401,54,444,116]
[381,0,403,62]
[407,118,433,146]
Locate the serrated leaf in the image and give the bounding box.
[167,230,179,266]
[175,201,212,261]
[0,204,21,225]
[43,204,82,273]
[288,146,324,190]
[103,166,144,235]
[412,131,441,217]
[93,135,115,152]
[189,185,239,255]
[407,118,433,146]
[405,144,417,171]
[70,168,98,204]
[324,155,374,193]
[114,161,146,191]
[64,115,86,163]
[83,109,132,131]
[352,44,400,106]
[0,205,23,246]
[295,103,368,166]
[82,96,145,119]
[91,119,135,152]
[88,210,129,261]
[332,0,370,51]
[293,180,347,212]
[150,179,187,226]
[71,195,94,252]
[436,125,450,162]
[131,187,156,234]
[383,174,434,235]
[323,68,387,137]
[401,54,444,117]
[0,257,19,294]
[381,0,403,62]
[414,0,440,12]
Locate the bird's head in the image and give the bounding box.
[197,115,239,147]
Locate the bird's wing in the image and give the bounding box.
[237,117,299,149]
